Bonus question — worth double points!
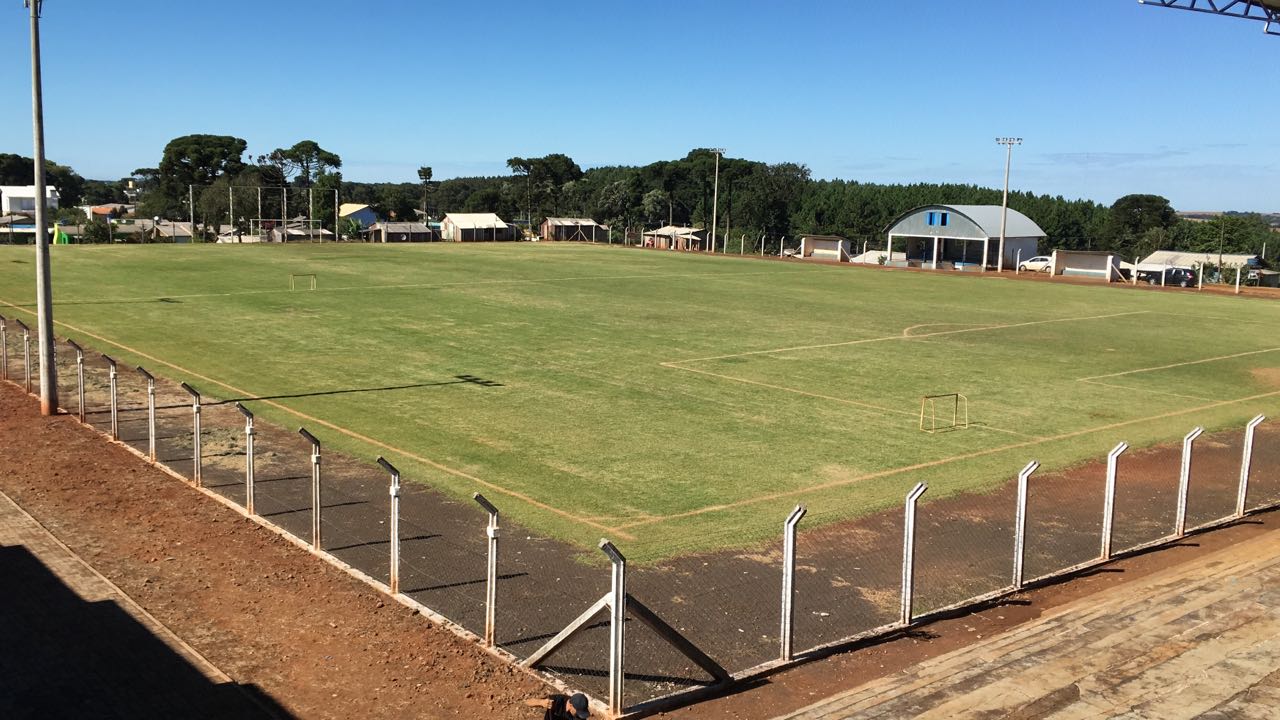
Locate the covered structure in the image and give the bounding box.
[367,222,438,242]
[1051,250,1124,282]
[799,235,853,261]
[541,217,606,242]
[1140,250,1261,270]
[441,213,514,241]
[643,225,706,251]
[884,205,1045,272]
[338,203,378,228]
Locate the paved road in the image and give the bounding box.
[776,528,1280,720]
[0,489,279,720]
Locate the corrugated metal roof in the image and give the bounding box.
[643,225,703,237]
[943,205,1046,238]
[1142,250,1259,268]
[370,222,431,232]
[544,217,600,226]
[444,213,507,229]
[886,205,1046,239]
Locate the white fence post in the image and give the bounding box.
[377,457,402,594]
[67,339,85,422]
[1101,442,1128,559]
[235,403,255,514]
[17,319,31,393]
[137,367,156,461]
[473,493,500,648]
[780,504,806,662]
[103,354,118,440]
[900,483,928,626]
[0,314,7,380]
[1237,415,1266,518]
[600,539,627,717]
[1012,460,1040,590]
[1175,426,1204,537]
[180,383,202,486]
[300,428,322,550]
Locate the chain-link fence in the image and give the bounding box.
[9,325,1280,717]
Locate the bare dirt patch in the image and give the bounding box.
[0,384,550,719]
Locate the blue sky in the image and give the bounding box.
[1,0,1275,210]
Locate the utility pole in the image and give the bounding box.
[995,137,1022,273]
[27,0,57,415]
[710,148,725,253]
[188,184,195,240]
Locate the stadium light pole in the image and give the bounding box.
[27,0,57,415]
[995,137,1022,273]
[710,148,725,253]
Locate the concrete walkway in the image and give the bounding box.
[776,529,1280,720]
[0,489,275,719]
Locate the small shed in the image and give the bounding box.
[1050,250,1124,282]
[884,204,1045,272]
[367,222,438,243]
[799,235,852,262]
[643,225,707,251]
[441,213,514,241]
[541,217,606,242]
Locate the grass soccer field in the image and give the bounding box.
[2,242,1278,562]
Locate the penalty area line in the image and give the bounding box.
[0,297,633,540]
[618,385,1280,530]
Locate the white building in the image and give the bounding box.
[0,185,59,215]
[440,212,514,241]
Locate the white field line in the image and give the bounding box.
[1076,347,1280,382]
[38,268,808,305]
[618,386,1280,530]
[663,363,1042,440]
[0,297,637,540]
[1077,379,1216,402]
[664,310,1150,365]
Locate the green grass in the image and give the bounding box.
[2,242,1279,562]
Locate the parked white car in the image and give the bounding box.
[1018,256,1052,273]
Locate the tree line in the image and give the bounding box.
[3,140,1276,259]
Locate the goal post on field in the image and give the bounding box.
[919,393,969,433]
[289,273,317,290]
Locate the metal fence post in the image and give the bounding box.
[67,339,85,422]
[780,504,806,662]
[377,457,401,594]
[600,539,627,717]
[1101,442,1128,560]
[300,428,322,550]
[103,354,118,439]
[17,319,31,394]
[473,493,500,647]
[1175,426,1204,536]
[235,403,255,514]
[1237,415,1266,518]
[0,314,6,381]
[900,482,928,627]
[1011,460,1040,590]
[137,367,156,461]
[181,383,202,486]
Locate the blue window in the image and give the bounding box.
[926,212,936,226]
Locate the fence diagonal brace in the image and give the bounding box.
[627,595,730,683]
[522,593,611,669]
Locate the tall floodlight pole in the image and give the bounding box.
[710,149,725,253]
[27,0,56,415]
[995,137,1022,273]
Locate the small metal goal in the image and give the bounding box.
[289,273,317,290]
[919,393,969,433]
